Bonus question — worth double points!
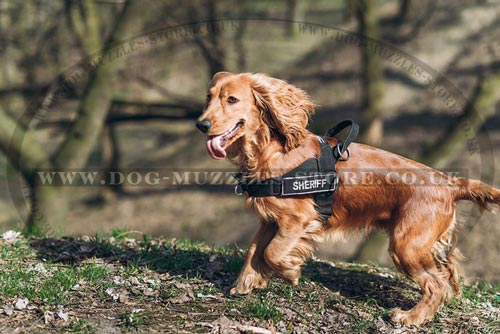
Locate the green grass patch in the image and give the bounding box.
[119,310,150,330]
[61,319,97,333]
[462,282,500,307]
[246,296,282,322]
[0,261,112,305]
[79,263,111,284]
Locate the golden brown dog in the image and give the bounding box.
[196,72,500,325]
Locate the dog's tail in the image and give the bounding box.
[454,178,500,213]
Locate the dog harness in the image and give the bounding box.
[234,119,359,220]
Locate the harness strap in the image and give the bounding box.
[326,119,359,160]
[314,137,337,220]
[234,119,359,221]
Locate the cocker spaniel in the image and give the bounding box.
[196,72,500,325]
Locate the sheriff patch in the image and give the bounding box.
[282,172,338,196]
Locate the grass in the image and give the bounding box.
[0,261,110,305]
[0,230,499,333]
[246,296,282,322]
[462,282,500,307]
[61,319,97,333]
[119,310,150,330]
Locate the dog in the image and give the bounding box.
[195,72,500,325]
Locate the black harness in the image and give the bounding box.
[234,119,359,220]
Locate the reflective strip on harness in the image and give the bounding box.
[282,172,338,196]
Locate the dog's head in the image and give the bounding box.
[196,72,315,159]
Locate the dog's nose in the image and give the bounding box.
[196,119,212,133]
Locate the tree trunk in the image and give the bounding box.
[420,71,500,168]
[397,0,411,24]
[190,0,226,75]
[234,0,248,72]
[54,0,143,170]
[27,181,68,236]
[285,0,298,37]
[0,107,49,180]
[351,0,387,262]
[67,0,102,54]
[100,124,123,199]
[355,0,384,147]
[0,0,144,235]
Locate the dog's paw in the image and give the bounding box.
[230,287,249,296]
[230,274,268,295]
[389,308,430,326]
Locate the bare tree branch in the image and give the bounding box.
[53,0,144,169]
[0,106,49,181]
[420,69,500,168]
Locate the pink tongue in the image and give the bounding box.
[206,136,226,160]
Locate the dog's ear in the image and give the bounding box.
[209,71,232,87]
[250,73,315,152]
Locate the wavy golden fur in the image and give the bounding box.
[196,72,500,325]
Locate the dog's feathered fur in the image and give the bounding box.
[197,72,500,325]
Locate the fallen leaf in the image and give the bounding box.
[169,294,191,304]
[113,276,125,285]
[174,282,191,290]
[119,290,129,303]
[2,230,21,244]
[143,287,155,296]
[14,298,29,310]
[44,311,54,324]
[145,279,157,286]
[129,277,140,285]
[57,309,69,322]
[105,288,120,301]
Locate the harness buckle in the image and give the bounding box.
[335,142,350,161]
[234,184,244,196]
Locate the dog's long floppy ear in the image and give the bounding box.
[250,73,315,152]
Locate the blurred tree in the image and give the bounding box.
[350,0,387,263]
[354,0,384,147]
[64,0,119,202]
[388,0,435,43]
[189,0,226,75]
[101,124,123,198]
[284,0,305,37]
[65,0,101,55]
[234,0,248,72]
[421,70,500,168]
[0,0,144,235]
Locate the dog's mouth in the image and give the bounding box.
[206,121,244,160]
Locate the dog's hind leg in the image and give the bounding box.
[432,212,462,299]
[230,221,277,295]
[388,208,456,325]
[441,248,462,298]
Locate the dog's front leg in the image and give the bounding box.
[230,221,277,295]
[263,221,315,285]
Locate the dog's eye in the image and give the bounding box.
[227,96,239,104]
[206,94,211,103]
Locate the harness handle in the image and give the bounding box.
[325,119,359,158]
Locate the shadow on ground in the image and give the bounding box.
[30,237,419,312]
